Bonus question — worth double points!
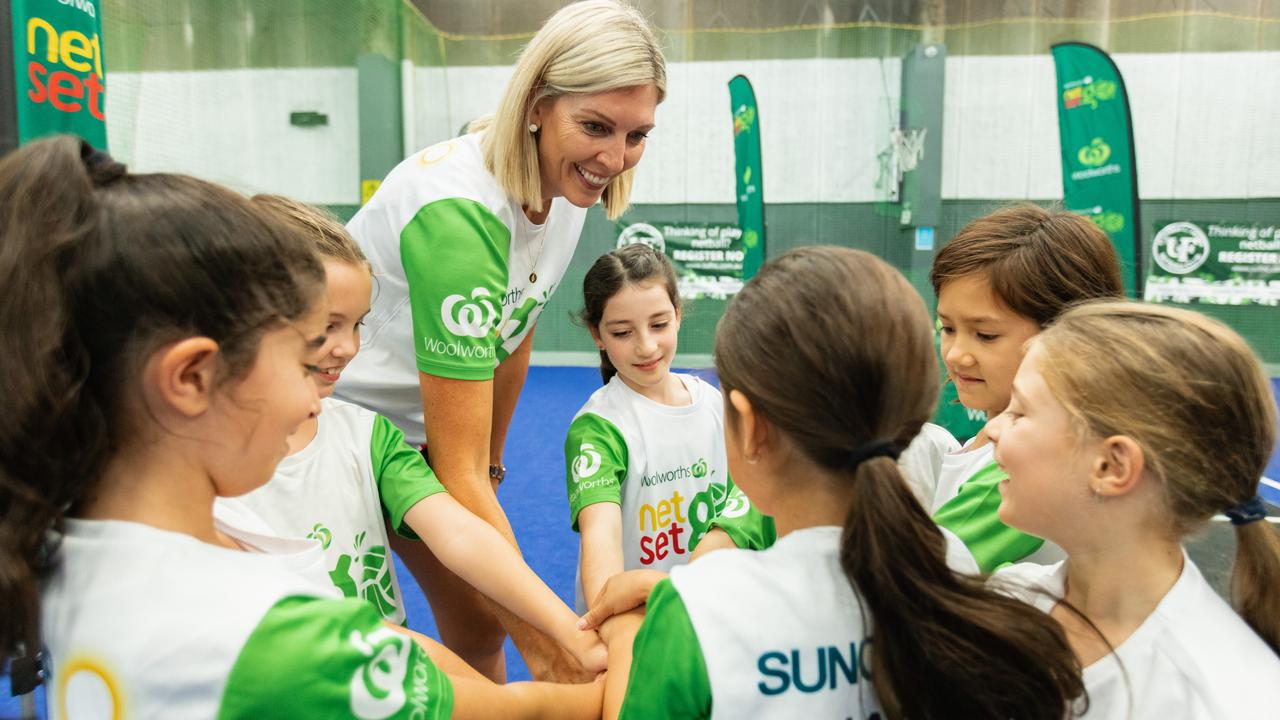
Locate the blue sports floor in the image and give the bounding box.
[3,366,1276,716]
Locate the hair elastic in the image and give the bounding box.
[845,439,900,471]
[1225,495,1268,526]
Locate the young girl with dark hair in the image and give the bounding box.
[582,246,1084,719]
[0,136,601,718]
[989,302,1280,718]
[930,203,1124,572]
[565,242,738,613]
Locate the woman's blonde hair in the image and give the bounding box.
[1036,301,1280,654]
[473,0,666,220]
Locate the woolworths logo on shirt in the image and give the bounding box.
[641,458,708,487]
[441,287,499,338]
[348,627,433,718]
[572,442,603,483]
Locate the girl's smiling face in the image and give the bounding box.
[986,343,1097,542]
[311,259,372,397]
[936,273,1041,417]
[592,280,680,396]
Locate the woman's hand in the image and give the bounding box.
[578,569,668,631]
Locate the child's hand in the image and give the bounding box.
[565,626,608,675]
[578,569,667,631]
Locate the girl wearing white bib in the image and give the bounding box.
[567,244,740,611]
[0,138,603,719]
[986,302,1280,719]
[581,247,1084,719]
[216,197,605,674]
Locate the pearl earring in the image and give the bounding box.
[528,123,539,133]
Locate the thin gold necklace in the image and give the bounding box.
[525,210,548,284]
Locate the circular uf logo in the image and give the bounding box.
[1152,222,1210,275]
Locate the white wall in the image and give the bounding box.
[103,52,1280,206]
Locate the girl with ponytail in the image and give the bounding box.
[989,301,1280,718]
[0,136,601,718]
[581,246,1084,719]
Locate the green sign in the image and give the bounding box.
[1144,220,1280,305]
[10,0,107,148]
[728,75,765,280]
[1052,42,1139,296]
[616,220,747,300]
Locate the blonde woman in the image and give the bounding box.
[337,0,666,681]
[989,302,1280,718]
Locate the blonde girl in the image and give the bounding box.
[989,302,1280,718]
[219,196,605,672]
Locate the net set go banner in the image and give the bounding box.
[10,0,107,149]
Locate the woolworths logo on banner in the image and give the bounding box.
[641,458,708,487]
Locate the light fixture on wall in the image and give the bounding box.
[290,111,328,127]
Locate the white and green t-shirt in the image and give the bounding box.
[41,518,452,719]
[930,440,1065,573]
[337,132,588,444]
[619,527,881,719]
[217,397,447,626]
[565,374,735,608]
[996,552,1280,719]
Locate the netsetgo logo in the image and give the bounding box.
[1062,76,1117,110]
[23,5,106,122]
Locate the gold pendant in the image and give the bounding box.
[529,271,537,283]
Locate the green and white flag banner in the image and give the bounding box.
[1052,42,1140,296]
[1144,220,1280,306]
[728,74,765,281]
[11,0,107,148]
[616,220,747,301]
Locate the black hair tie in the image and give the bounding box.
[846,439,900,471]
[1225,495,1268,526]
[78,137,125,185]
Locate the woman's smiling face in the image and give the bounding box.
[530,84,659,209]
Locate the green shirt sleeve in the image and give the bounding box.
[371,414,448,540]
[400,198,509,381]
[565,412,629,531]
[219,596,453,720]
[931,461,1046,573]
[708,475,777,551]
[618,579,712,720]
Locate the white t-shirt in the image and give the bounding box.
[996,553,1280,719]
[40,517,454,719]
[900,422,961,507]
[929,438,995,514]
[217,397,447,625]
[565,374,735,610]
[337,132,588,444]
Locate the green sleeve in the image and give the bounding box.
[219,596,453,720]
[565,413,628,531]
[618,579,712,719]
[708,475,777,551]
[400,198,509,381]
[931,461,1046,573]
[371,414,448,540]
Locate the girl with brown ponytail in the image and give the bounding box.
[0,136,603,719]
[581,246,1084,719]
[989,301,1280,718]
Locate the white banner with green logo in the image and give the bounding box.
[1144,220,1280,305]
[615,220,748,300]
[10,0,107,148]
[1052,42,1140,296]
